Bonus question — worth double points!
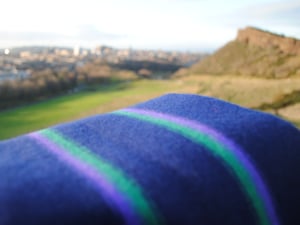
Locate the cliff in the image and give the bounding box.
[187,27,300,78]
[237,27,300,55]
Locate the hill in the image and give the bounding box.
[188,27,300,78]
[173,27,300,130]
[1,75,300,140]
[1,27,299,140]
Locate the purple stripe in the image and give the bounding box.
[123,108,279,225]
[28,132,140,225]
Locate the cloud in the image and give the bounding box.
[247,0,300,18]
[217,0,300,38]
[0,31,66,41]
[235,0,300,23]
[0,26,125,46]
[75,25,125,41]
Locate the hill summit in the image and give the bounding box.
[189,27,300,78]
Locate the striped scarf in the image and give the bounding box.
[1,94,300,225]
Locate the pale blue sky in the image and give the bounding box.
[0,0,299,51]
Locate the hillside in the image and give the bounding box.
[173,27,300,130]
[1,75,300,140]
[1,27,300,140]
[188,27,300,78]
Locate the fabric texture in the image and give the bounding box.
[0,93,299,225]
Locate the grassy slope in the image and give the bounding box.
[0,79,198,140]
[186,74,300,127]
[0,75,299,140]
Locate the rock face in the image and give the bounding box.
[187,27,300,78]
[237,27,300,55]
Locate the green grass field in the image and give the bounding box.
[0,75,299,140]
[0,79,197,140]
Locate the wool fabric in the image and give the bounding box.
[0,94,299,225]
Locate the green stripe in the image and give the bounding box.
[115,111,269,225]
[41,129,160,225]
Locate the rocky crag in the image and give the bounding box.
[237,27,300,55]
[189,27,300,78]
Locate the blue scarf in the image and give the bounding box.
[1,94,299,225]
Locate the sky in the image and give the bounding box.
[0,0,299,52]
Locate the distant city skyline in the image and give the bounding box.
[0,0,299,52]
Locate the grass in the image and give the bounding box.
[0,79,198,140]
[0,74,299,140]
[187,74,300,108]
